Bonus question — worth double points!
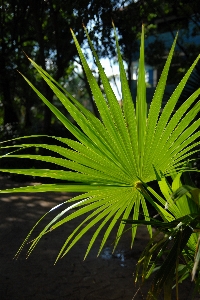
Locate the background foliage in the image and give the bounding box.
[1,0,200,140]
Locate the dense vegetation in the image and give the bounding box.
[1,0,200,139]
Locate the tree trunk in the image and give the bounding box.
[1,77,19,125]
[31,0,53,134]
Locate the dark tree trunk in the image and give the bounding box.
[2,77,19,125]
[31,0,53,134]
[0,0,19,127]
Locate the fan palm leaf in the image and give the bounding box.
[0,25,200,261]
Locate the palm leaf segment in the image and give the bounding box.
[0,25,200,261]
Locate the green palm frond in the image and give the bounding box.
[123,172,200,299]
[0,25,200,261]
[131,213,200,300]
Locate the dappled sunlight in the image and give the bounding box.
[0,193,71,207]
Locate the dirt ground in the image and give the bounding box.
[0,176,199,300]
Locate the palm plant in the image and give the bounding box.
[0,25,200,263]
[124,171,200,299]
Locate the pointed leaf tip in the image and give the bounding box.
[22,50,30,59]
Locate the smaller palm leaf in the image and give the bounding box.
[0,25,200,261]
[124,172,200,299]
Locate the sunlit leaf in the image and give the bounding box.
[0,25,200,265]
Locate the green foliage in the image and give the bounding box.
[124,172,200,299]
[0,25,200,264]
[1,0,200,135]
[0,0,118,132]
